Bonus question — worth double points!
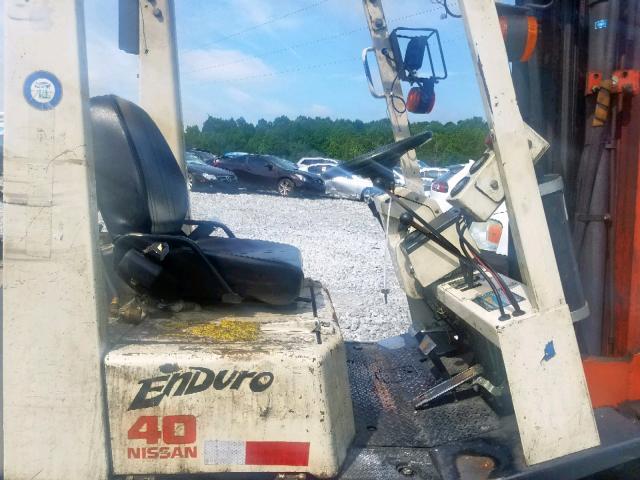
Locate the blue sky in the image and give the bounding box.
[1,0,486,127]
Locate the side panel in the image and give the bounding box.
[2,1,109,478]
[583,355,640,407]
[499,306,600,465]
[105,312,355,478]
[107,344,354,477]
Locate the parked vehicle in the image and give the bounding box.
[393,166,406,187]
[189,148,219,165]
[390,163,445,191]
[431,161,508,254]
[223,151,249,158]
[304,163,336,176]
[216,153,325,197]
[309,165,380,201]
[185,151,238,192]
[420,166,449,190]
[429,163,469,211]
[297,157,339,171]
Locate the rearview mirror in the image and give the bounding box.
[388,28,447,84]
[266,164,273,170]
[404,37,428,72]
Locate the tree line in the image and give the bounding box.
[184,115,488,166]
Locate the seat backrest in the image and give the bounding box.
[90,95,188,237]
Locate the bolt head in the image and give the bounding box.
[400,466,414,476]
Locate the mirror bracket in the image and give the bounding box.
[389,27,448,84]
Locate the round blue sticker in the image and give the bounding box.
[23,71,63,110]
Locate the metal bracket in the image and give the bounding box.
[586,69,640,96]
[612,69,640,96]
[586,71,604,95]
[472,375,505,397]
[414,364,484,409]
[362,47,386,99]
[575,213,611,223]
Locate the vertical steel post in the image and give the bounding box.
[458,0,600,465]
[459,0,566,311]
[139,0,186,176]
[3,1,109,478]
[361,0,423,193]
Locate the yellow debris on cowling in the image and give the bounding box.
[160,318,261,342]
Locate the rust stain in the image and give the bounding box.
[368,347,398,413]
[372,367,397,413]
[455,454,496,480]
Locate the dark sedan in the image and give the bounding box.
[189,148,219,165]
[214,153,325,197]
[185,151,238,193]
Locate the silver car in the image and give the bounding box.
[297,157,339,172]
[309,165,379,201]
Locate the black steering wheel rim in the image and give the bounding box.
[353,130,432,166]
[345,130,433,187]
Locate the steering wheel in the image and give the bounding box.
[345,130,432,188]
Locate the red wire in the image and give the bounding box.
[469,248,512,305]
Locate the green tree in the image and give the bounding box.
[184,115,488,166]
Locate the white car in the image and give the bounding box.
[431,161,509,255]
[393,165,448,190]
[297,157,339,172]
[429,162,471,212]
[305,163,336,176]
[420,166,448,191]
[309,165,380,201]
[392,167,406,187]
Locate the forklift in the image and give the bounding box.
[3,0,640,479]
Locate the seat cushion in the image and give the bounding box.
[197,237,304,305]
[114,236,304,306]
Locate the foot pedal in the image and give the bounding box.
[414,364,484,409]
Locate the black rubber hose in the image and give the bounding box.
[455,221,510,320]
[460,223,524,316]
[391,194,463,257]
[381,189,510,319]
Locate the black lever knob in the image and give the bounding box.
[399,211,414,226]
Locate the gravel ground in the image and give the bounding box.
[190,191,410,341]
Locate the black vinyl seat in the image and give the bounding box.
[90,95,303,306]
